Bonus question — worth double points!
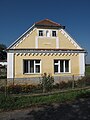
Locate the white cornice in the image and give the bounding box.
[8,49,86,54]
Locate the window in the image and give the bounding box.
[23,60,41,74]
[46,30,50,37]
[52,31,56,37]
[39,30,43,36]
[54,60,70,73]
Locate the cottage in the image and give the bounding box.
[7,19,86,84]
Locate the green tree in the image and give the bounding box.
[0,44,7,60]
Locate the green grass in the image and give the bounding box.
[0,89,90,111]
[85,66,90,75]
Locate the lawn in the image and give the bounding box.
[0,88,90,111]
[85,65,90,75]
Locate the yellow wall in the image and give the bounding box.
[38,38,56,49]
[13,28,81,80]
[14,54,79,78]
[58,32,77,49]
[15,29,37,49]
[14,28,78,49]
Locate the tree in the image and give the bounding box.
[0,44,7,60]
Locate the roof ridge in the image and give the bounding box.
[44,18,60,26]
[35,18,61,26]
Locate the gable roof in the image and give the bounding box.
[35,19,65,29]
[7,19,82,50]
[35,19,60,26]
[8,19,65,49]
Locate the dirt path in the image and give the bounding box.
[0,97,90,120]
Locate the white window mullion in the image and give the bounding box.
[40,60,41,73]
[28,61,30,73]
[58,60,60,73]
[69,60,71,73]
[34,60,36,73]
[64,60,65,73]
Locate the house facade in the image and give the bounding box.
[7,19,86,85]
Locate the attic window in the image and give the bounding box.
[46,30,50,37]
[39,30,43,36]
[52,31,56,37]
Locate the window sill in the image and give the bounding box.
[38,36,57,38]
[54,72,71,74]
[23,73,41,75]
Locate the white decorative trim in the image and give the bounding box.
[79,53,85,76]
[13,52,84,57]
[39,53,43,56]
[8,24,35,49]
[69,60,71,73]
[7,53,14,78]
[60,29,82,49]
[35,36,38,48]
[13,28,36,48]
[56,37,59,48]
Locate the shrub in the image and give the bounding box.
[7,85,22,94]
[75,76,90,88]
[4,84,42,94]
[0,86,5,92]
[83,76,90,86]
[41,73,54,92]
[58,80,72,89]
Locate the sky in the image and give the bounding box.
[0,0,90,63]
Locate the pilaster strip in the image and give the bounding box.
[35,36,38,48]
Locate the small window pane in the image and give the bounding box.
[54,65,58,73]
[52,31,56,37]
[54,60,58,63]
[35,60,40,64]
[36,65,40,73]
[65,60,69,72]
[30,60,34,73]
[24,60,28,73]
[60,60,64,72]
[39,30,43,36]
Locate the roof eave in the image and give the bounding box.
[35,24,65,29]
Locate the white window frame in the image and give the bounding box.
[52,30,57,37]
[39,30,43,36]
[23,60,41,74]
[54,59,70,74]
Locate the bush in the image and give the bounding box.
[60,81,72,89]
[0,84,42,94]
[41,73,54,92]
[8,85,22,94]
[75,76,90,88]
[53,80,72,90]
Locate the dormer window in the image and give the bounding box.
[52,31,56,37]
[39,30,43,36]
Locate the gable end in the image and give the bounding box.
[60,29,82,49]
